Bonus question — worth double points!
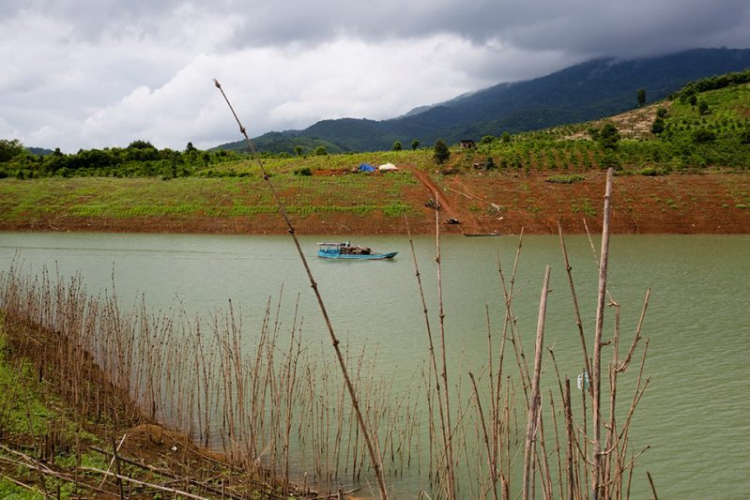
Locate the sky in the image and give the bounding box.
[2,0,750,153]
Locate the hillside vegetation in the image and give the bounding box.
[1,72,750,235]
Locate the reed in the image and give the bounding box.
[0,166,653,499]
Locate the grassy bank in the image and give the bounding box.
[0,304,316,499]
[1,169,749,235]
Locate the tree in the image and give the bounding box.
[637,88,646,107]
[294,146,303,156]
[433,139,450,165]
[314,146,328,156]
[692,129,716,143]
[651,118,665,135]
[597,123,620,151]
[501,132,511,143]
[698,100,709,115]
[480,135,495,145]
[411,139,420,151]
[393,141,402,151]
[600,150,622,169]
[0,139,25,163]
[127,140,155,150]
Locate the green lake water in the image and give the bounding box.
[1,232,748,498]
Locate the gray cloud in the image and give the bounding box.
[1,0,749,152]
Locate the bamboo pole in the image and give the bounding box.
[522,265,551,500]
[592,167,614,500]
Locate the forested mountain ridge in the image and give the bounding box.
[216,47,750,153]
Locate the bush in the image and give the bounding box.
[598,123,620,150]
[293,167,312,176]
[692,129,717,143]
[639,167,670,176]
[546,174,586,184]
[651,118,665,135]
[433,139,450,165]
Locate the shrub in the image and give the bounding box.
[692,129,717,143]
[293,167,312,176]
[546,174,586,184]
[639,167,669,176]
[597,123,620,150]
[433,139,450,165]
[652,118,665,135]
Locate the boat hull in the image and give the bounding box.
[318,251,397,260]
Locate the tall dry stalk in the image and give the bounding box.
[0,164,656,499]
[522,265,551,500]
[213,78,388,499]
[592,167,614,499]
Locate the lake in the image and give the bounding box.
[1,232,748,498]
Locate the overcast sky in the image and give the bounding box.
[2,0,750,152]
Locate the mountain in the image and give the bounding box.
[27,147,54,156]
[216,47,750,153]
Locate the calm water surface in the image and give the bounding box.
[1,232,748,498]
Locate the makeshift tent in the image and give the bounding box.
[359,163,376,172]
[378,163,399,171]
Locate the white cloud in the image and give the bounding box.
[1,0,749,152]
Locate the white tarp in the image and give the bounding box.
[378,163,399,171]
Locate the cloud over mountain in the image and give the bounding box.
[2,0,749,152]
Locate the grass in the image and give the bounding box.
[0,314,106,498]
[0,173,418,222]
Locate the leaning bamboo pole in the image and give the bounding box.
[213,79,389,500]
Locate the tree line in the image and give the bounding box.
[0,140,252,180]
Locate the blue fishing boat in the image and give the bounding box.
[317,241,397,260]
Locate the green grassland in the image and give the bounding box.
[1,72,749,228]
[0,172,418,222]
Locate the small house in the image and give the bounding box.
[459,139,476,149]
